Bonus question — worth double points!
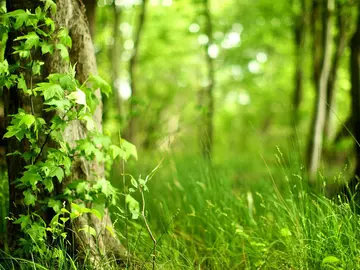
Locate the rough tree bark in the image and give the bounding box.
[127,0,147,144]
[346,1,360,195]
[307,0,334,183]
[83,0,96,38]
[198,0,215,160]
[4,0,126,263]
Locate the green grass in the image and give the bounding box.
[1,147,359,269]
[113,150,360,269]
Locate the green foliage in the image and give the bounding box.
[0,3,138,258]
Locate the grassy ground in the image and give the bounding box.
[108,145,358,270]
[1,142,359,269]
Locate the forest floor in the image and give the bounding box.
[110,146,358,270]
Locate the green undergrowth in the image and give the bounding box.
[112,150,360,269]
[1,148,359,269]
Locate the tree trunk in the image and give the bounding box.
[83,0,96,38]
[307,0,323,165]
[198,0,215,160]
[4,0,126,264]
[324,2,349,141]
[307,0,334,183]
[4,0,40,252]
[127,0,147,144]
[311,0,323,85]
[111,2,123,123]
[292,0,307,126]
[347,1,360,194]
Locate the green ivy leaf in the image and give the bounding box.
[13,214,31,230]
[49,167,64,183]
[57,28,72,48]
[23,189,36,206]
[130,176,138,188]
[13,10,29,30]
[15,32,40,50]
[87,75,112,97]
[76,181,89,194]
[43,0,57,15]
[43,178,54,192]
[125,194,139,219]
[41,42,53,55]
[79,225,96,237]
[55,43,69,60]
[121,139,138,161]
[93,178,116,200]
[35,82,64,101]
[19,114,35,128]
[3,126,25,141]
[44,17,55,33]
[21,168,42,186]
[0,60,9,75]
[17,74,28,93]
[48,199,62,213]
[90,209,102,220]
[109,145,126,160]
[35,6,42,19]
[32,61,44,75]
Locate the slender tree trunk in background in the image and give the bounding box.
[347,2,360,194]
[323,2,348,141]
[199,0,215,160]
[83,0,96,38]
[292,0,307,126]
[127,0,147,144]
[111,2,123,123]
[307,0,334,183]
[4,0,126,262]
[307,0,323,168]
[311,0,323,85]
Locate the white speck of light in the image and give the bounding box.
[200,78,211,87]
[198,34,209,45]
[116,79,132,100]
[238,91,251,105]
[106,36,114,46]
[214,31,224,40]
[121,51,132,61]
[232,23,243,33]
[97,0,105,7]
[150,0,160,5]
[208,44,219,59]
[120,22,132,36]
[116,0,141,7]
[221,31,241,49]
[231,65,244,80]
[162,0,172,6]
[248,60,261,74]
[189,23,200,33]
[124,40,134,50]
[256,52,268,63]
